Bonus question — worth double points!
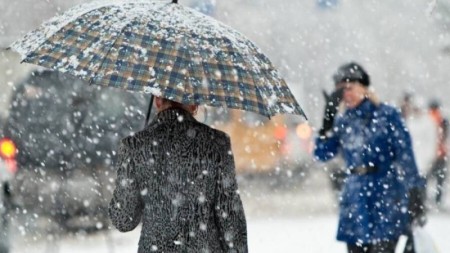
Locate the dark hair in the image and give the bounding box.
[429,99,441,109]
[159,97,197,114]
[333,62,370,86]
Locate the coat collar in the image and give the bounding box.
[155,107,196,124]
[345,98,378,118]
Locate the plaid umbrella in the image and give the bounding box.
[10,0,306,120]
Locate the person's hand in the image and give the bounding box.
[319,88,344,137]
[408,187,427,227]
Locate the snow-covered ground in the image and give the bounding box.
[8,169,450,253]
[9,214,450,253]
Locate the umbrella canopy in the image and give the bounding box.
[10,0,306,119]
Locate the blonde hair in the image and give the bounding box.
[337,88,381,114]
[366,89,380,106]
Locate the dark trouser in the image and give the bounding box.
[329,168,346,193]
[427,157,448,204]
[403,230,415,253]
[347,241,397,253]
[347,233,416,253]
[0,207,10,253]
[0,183,11,253]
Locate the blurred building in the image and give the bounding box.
[0,51,35,119]
[317,0,339,9]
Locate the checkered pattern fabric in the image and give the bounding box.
[11,0,305,118]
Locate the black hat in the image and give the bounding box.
[428,99,441,109]
[333,62,370,86]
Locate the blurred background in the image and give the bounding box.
[1,0,450,252]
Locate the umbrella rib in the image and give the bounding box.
[88,18,136,85]
[243,42,280,117]
[21,7,117,61]
[244,40,301,117]
[88,2,170,85]
[220,36,268,116]
[181,40,197,105]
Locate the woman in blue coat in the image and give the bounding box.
[314,62,426,253]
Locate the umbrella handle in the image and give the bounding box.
[145,95,154,127]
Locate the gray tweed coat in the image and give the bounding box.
[109,107,248,253]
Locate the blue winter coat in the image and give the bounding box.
[314,98,425,244]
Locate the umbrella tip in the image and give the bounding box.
[172,0,178,3]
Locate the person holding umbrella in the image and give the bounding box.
[10,1,306,251]
[314,62,426,253]
[108,96,248,253]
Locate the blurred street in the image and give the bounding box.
[8,169,450,253]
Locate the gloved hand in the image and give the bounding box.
[319,88,344,137]
[408,187,427,227]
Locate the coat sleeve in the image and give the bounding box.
[215,135,248,253]
[108,140,144,232]
[314,118,341,162]
[389,109,426,190]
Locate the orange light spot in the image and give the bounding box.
[296,123,313,140]
[6,159,17,174]
[0,138,17,159]
[274,126,288,140]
